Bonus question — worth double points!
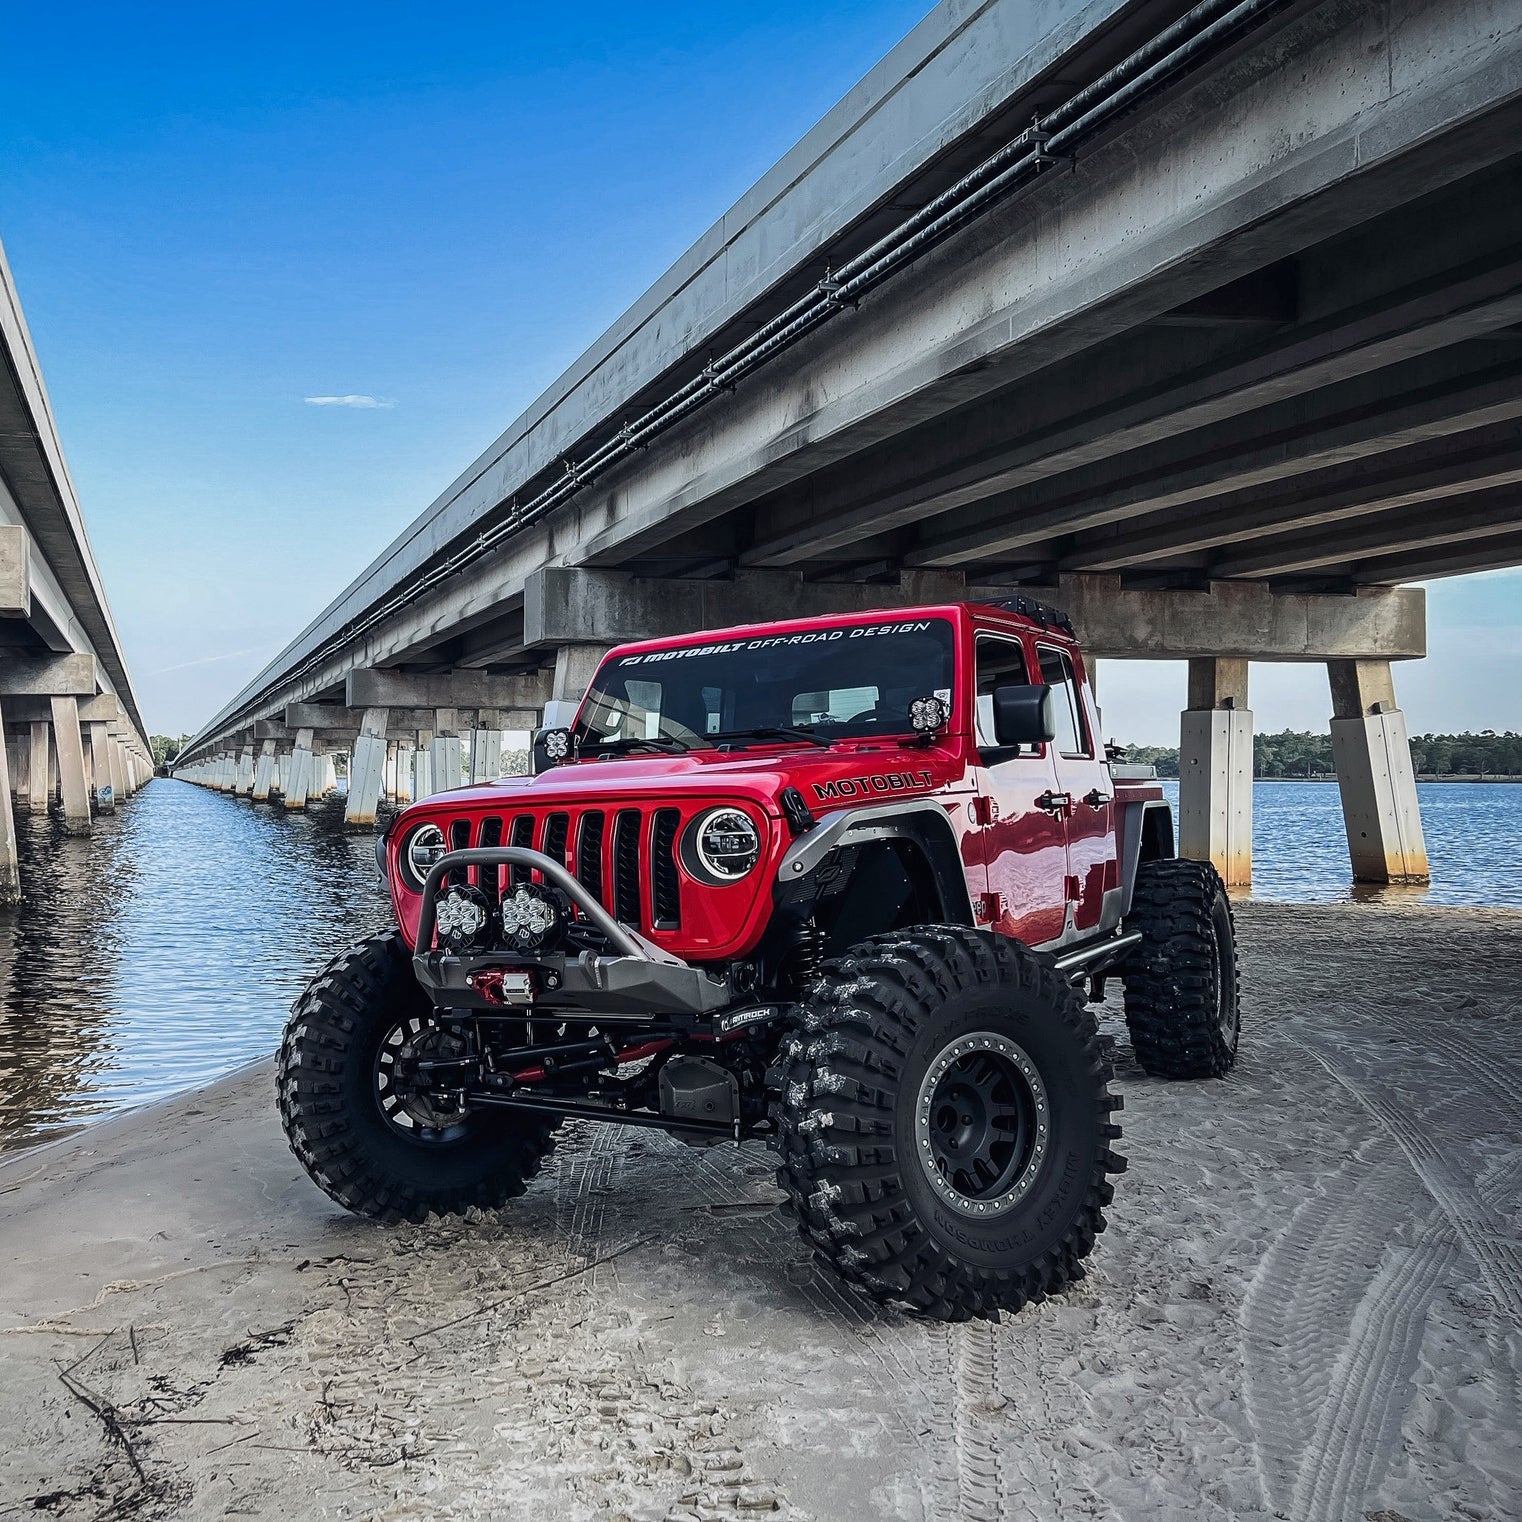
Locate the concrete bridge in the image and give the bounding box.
[175,0,1522,887]
[0,239,152,904]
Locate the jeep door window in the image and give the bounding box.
[1036,643,1116,934]
[972,633,1068,947]
[576,619,956,750]
[1037,646,1091,758]
[974,635,1031,750]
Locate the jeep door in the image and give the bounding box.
[1034,643,1118,934]
[971,633,1068,946]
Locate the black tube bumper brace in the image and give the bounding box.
[412,847,733,1018]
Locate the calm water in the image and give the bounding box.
[1,778,1519,1151]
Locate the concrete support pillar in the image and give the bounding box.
[27,722,50,814]
[252,739,276,802]
[1178,658,1253,887]
[414,729,434,800]
[318,753,337,797]
[273,750,289,798]
[109,740,127,801]
[431,710,463,796]
[49,697,91,836]
[345,708,390,827]
[87,722,114,812]
[0,699,21,906]
[285,728,314,810]
[548,644,611,727]
[1328,660,1429,884]
[469,710,503,784]
[11,732,28,803]
[395,738,415,804]
[235,745,255,796]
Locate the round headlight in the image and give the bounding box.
[402,823,448,890]
[690,806,761,882]
[435,884,491,950]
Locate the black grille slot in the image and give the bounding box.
[651,809,681,929]
[448,818,470,885]
[612,809,642,928]
[542,813,569,873]
[577,810,606,905]
[508,815,534,888]
[478,817,503,901]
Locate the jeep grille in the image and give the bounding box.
[435,806,682,932]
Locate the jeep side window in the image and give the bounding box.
[1037,646,1091,758]
[974,636,1031,750]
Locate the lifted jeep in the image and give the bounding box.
[279,599,1239,1321]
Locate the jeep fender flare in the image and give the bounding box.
[776,797,976,925]
[1116,798,1175,920]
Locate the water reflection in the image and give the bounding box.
[1157,779,1522,908]
[0,781,392,1152]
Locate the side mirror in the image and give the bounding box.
[991,683,1057,747]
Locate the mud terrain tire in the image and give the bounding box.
[770,925,1124,1321]
[277,931,557,1222]
[1122,857,1240,1079]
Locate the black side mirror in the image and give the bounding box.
[991,683,1057,747]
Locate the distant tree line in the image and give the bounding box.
[151,734,193,767]
[1119,729,1522,778]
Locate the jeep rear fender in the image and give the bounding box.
[1117,799,1175,920]
[777,798,976,925]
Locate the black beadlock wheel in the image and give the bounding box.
[769,925,1125,1322]
[276,931,558,1222]
[1122,857,1241,1080]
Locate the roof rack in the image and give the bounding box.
[981,595,1076,638]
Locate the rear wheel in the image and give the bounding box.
[277,931,558,1222]
[770,925,1124,1321]
[1122,857,1240,1079]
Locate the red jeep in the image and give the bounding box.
[279,599,1239,1321]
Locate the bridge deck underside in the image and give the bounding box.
[186,0,1522,740]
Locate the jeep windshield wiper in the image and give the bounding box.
[580,735,690,755]
[706,726,832,749]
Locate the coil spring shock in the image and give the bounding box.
[785,921,826,994]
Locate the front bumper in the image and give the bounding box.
[411,846,732,1019]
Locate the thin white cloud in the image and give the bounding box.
[149,647,265,677]
[303,394,395,409]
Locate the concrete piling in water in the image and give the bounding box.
[251,739,276,802]
[413,729,434,800]
[1328,660,1429,884]
[285,728,314,810]
[87,721,114,812]
[0,697,21,905]
[27,722,48,814]
[431,710,462,797]
[345,708,390,827]
[49,697,92,835]
[1178,658,1253,887]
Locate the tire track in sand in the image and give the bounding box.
[1242,1032,1522,1522]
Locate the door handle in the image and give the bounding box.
[1036,790,1071,816]
[1083,788,1112,809]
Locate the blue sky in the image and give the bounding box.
[2,1,1518,743]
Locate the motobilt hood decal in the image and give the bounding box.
[813,768,935,801]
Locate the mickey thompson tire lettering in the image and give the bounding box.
[768,925,1126,1322]
[277,930,558,1223]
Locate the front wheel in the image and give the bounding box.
[770,926,1125,1322]
[277,931,558,1222]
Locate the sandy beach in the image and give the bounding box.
[1,901,1518,1521]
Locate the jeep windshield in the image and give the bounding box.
[575,617,956,752]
